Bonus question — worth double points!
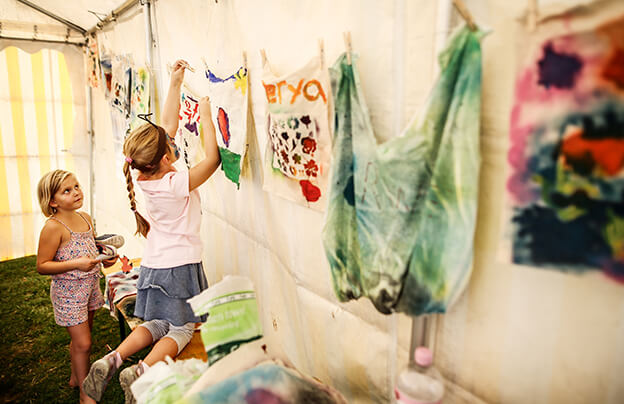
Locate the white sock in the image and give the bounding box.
[106,350,123,369]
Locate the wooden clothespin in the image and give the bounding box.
[318,39,325,69]
[527,0,538,32]
[452,0,477,31]
[343,32,352,65]
[201,57,208,71]
[168,61,194,73]
[181,61,195,73]
[242,51,247,70]
[260,49,268,67]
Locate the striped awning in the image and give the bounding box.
[0,44,87,261]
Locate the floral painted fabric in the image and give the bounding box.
[261,56,332,210]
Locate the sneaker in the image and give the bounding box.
[119,365,140,404]
[95,244,117,261]
[83,353,120,401]
[95,234,125,248]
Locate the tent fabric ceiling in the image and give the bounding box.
[1,0,127,34]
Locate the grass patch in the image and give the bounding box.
[0,256,148,403]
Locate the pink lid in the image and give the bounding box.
[415,347,433,367]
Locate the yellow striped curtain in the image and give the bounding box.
[0,45,86,261]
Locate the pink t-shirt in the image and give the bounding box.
[137,170,202,268]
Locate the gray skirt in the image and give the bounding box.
[134,262,208,326]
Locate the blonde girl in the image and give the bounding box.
[83,60,220,403]
[36,170,117,404]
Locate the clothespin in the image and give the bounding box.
[260,49,268,67]
[343,32,352,65]
[452,0,477,31]
[318,39,325,69]
[527,0,538,32]
[201,57,208,71]
[181,61,195,72]
[242,51,248,70]
[168,61,194,73]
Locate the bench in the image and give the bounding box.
[103,259,207,362]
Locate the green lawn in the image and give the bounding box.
[0,256,148,403]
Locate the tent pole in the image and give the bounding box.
[87,84,95,222]
[407,0,453,369]
[15,0,86,34]
[0,35,84,46]
[142,0,155,114]
[85,0,140,35]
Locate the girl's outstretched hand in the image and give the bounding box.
[75,256,99,272]
[171,59,187,87]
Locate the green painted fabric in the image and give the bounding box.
[219,147,242,189]
[322,27,483,316]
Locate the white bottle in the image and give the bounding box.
[394,346,444,404]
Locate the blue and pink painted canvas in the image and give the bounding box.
[508,15,624,283]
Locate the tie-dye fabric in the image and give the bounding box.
[261,56,332,211]
[205,66,249,188]
[322,26,483,316]
[507,14,624,283]
[177,362,347,404]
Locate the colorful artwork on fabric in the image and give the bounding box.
[85,36,100,88]
[99,53,112,99]
[205,66,249,188]
[179,363,346,404]
[508,14,624,283]
[261,58,332,210]
[322,26,483,316]
[111,55,132,117]
[104,268,140,317]
[129,67,150,131]
[176,89,203,168]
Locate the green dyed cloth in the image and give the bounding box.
[322,27,483,316]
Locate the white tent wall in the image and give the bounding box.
[91,6,148,256]
[90,0,624,403]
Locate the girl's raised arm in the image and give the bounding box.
[188,96,221,191]
[161,60,187,137]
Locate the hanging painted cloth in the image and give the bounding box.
[175,87,203,169]
[85,36,100,88]
[261,56,332,211]
[129,66,150,131]
[205,66,249,188]
[99,49,112,99]
[322,26,483,316]
[507,13,624,283]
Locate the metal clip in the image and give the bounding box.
[88,10,106,23]
[65,27,71,43]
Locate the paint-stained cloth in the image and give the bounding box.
[507,13,624,283]
[322,26,483,316]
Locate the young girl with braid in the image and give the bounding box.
[83,60,220,402]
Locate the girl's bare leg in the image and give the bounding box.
[67,321,96,404]
[115,326,154,360]
[142,337,178,366]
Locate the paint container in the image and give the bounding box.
[394,347,444,404]
[187,275,263,366]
